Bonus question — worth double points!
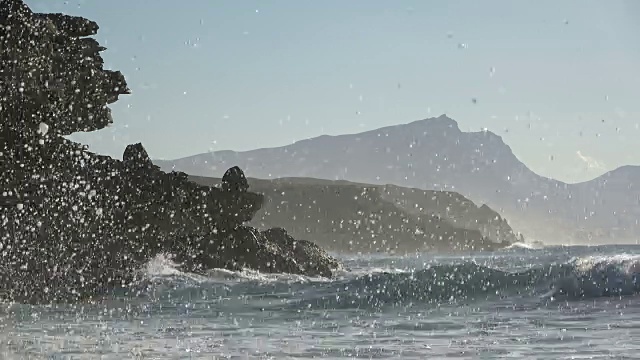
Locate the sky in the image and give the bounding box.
[27,0,640,183]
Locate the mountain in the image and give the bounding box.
[156,115,639,244]
[566,166,640,242]
[188,176,519,253]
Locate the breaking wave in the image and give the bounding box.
[141,253,640,310]
[503,242,544,250]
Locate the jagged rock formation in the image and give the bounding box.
[0,0,340,304]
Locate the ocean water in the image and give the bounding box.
[2,245,640,359]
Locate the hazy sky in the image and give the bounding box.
[27,0,639,183]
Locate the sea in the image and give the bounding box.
[1,244,640,359]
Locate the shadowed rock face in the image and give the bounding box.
[0,0,341,304]
[0,1,129,138]
[123,143,155,170]
[222,166,249,193]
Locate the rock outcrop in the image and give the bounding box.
[190,176,515,253]
[0,0,340,304]
[123,143,156,170]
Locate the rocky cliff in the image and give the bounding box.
[190,176,516,253]
[0,0,340,304]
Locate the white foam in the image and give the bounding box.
[142,254,208,283]
[142,254,333,286]
[504,241,544,250]
[346,267,409,277]
[206,267,331,284]
[571,254,640,274]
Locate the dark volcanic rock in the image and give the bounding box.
[261,228,341,277]
[0,0,341,304]
[123,143,155,170]
[174,226,339,278]
[34,13,99,37]
[222,166,249,192]
[0,2,128,138]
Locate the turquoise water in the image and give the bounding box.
[2,245,640,359]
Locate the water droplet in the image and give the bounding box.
[38,122,49,136]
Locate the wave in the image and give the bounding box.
[140,253,640,310]
[286,262,566,310]
[549,254,640,299]
[503,241,544,250]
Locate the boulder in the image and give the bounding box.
[222,166,249,192]
[261,228,340,277]
[123,143,156,170]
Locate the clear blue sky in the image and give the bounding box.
[27,0,640,183]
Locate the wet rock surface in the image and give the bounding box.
[0,0,341,304]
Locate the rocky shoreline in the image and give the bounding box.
[0,0,340,304]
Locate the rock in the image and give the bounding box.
[222,166,249,192]
[34,13,99,37]
[263,227,294,248]
[123,143,155,170]
[0,0,341,304]
[261,227,340,277]
[0,0,130,138]
[174,226,340,278]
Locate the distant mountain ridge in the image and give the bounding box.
[156,115,640,244]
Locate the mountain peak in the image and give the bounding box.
[414,114,458,127]
[396,114,461,134]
